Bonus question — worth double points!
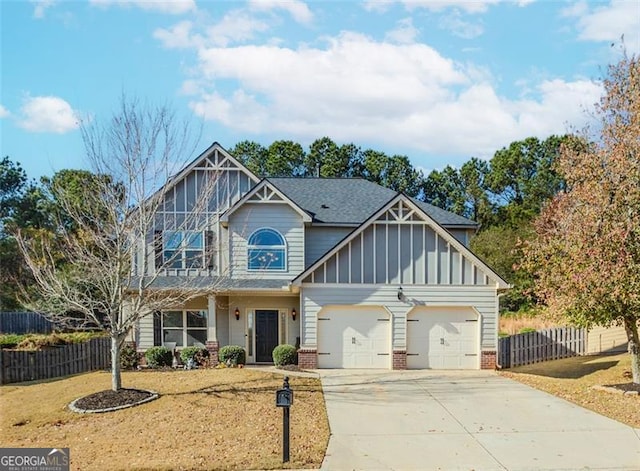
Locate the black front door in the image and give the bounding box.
[255,310,279,363]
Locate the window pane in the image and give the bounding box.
[187,329,207,346]
[185,232,203,249]
[163,311,183,327]
[164,250,182,269]
[165,231,182,249]
[247,312,253,356]
[163,329,183,347]
[185,250,203,268]
[249,248,285,270]
[249,228,284,246]
[187,311,207,328]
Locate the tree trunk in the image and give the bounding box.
[623,317,640,385]
[111,335,122,391]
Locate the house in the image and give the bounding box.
[132,142,510,369]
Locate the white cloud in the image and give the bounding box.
[17,96,80,133]
[0,105,10,119]
[385,17,419,44]
[248,0,313,25]
[154,20,201,49]
[180,32,601,162]
[565,0,640,53]
[364,0,501,14]
[362,0,396,13]
[89,0,196,15]
[155,10,270,49]
[205,10,270,47]
[439,12,484,38]
[31,0,56,18]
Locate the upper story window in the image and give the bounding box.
[247,228,286,271]
[164,231,204,269]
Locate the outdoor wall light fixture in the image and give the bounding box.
[234,308,240,320]
[397,286,404,301]
[291,308,297,321]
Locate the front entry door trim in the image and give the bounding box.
[255,309,279,363]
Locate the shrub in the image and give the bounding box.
[120,344,139,369]
[0,334,26,349]
[219,345,246,366]
[144,346,173,368]
[180,346,209,366]
[272,344,297,367]
[16,333,66,350]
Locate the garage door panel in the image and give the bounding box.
[317,307,390,369]
[407,308,478,370]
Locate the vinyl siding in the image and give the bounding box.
[138,313,154,349]
[229,203,304,280]
[447,228,475,246]
[305,226,353,268]
[300,285,498,351]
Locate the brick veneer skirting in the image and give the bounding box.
[206,341,219,366]
[392,350,407,370]
[481,350,497,369]
[297,349,317,369]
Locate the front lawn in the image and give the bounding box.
[0,368,329,470]
[500,353,640,428]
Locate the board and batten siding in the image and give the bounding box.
[302,222,491,286]
[228,203,304,279]
[137,147,257,278]
[300,285,498,351]
[304,226,353,268]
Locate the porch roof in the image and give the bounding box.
[129,276,291,292]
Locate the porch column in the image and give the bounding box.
[207,294,218,342]
[206,294,220,365]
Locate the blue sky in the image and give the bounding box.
[1,0,638,181]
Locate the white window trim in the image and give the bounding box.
[163,230,205,270]
[247,227,288,272]
[162,310,208,348]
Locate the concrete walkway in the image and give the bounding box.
[319,370,640,470]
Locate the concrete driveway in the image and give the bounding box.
[319,370,640,470]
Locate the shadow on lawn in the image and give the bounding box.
[163,375,321,399]
[514,356,620,379]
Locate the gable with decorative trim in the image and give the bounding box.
[296,197,509,288]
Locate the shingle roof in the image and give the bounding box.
[267,177,477,227]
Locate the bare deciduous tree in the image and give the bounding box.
[15,97,227,391]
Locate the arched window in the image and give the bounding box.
[247,228,286,270]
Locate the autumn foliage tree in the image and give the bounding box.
[522,53,640,383]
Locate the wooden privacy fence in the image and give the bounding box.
[498,327,586,369]
[0,337,111,384]
[0,311,56,334]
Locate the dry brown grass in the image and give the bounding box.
[500,353,640,428]
[499,312,559,336]
[0,368,329,470]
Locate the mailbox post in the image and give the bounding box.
[275,376,293,463]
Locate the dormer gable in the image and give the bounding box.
[220,178,312,227]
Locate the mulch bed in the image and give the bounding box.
[73,388,155,411]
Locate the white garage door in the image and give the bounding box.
[407,307,479,369]
[317,306,390,368]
